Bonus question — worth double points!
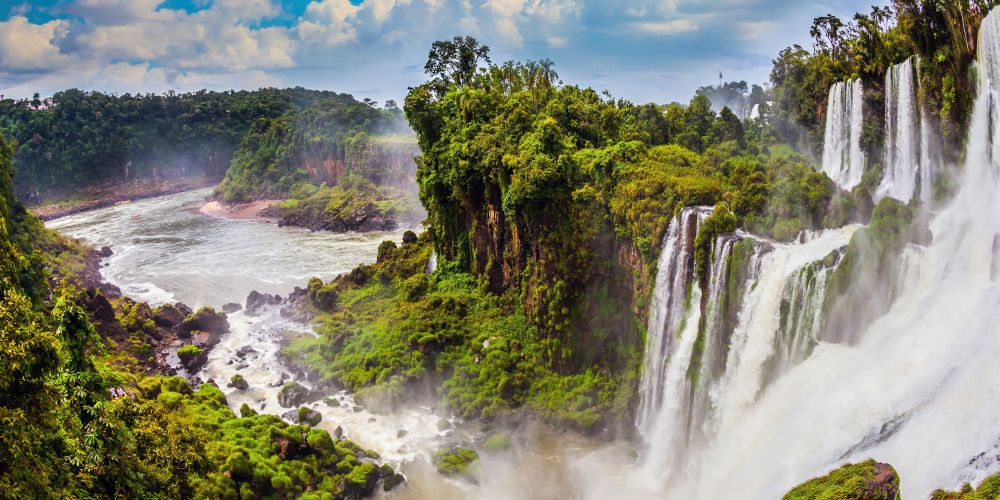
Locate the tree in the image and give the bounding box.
[423,36,491,90]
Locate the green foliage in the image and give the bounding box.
[432,447,479,476]
[216,95,411,203]
[931,470,1000,500]
[783,459,900,500]
[483,432,513,452]
[0,87,346,203]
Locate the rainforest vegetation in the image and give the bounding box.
[2,0,1000,497]
[0,132,401,497]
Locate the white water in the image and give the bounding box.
[46,189,452,470]
[635,206,710,434]
[624,10,1000,499]
[879,56,942,203]
[821,79,865,189]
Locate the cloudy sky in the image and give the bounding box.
[0,0,879,105]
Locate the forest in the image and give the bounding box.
[1,0,999,498]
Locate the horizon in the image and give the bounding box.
[1,0,882,106]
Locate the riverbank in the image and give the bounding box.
[199,199,282,221]
[30,176,218,221]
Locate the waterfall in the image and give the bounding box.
[749,103,760,120]
[821,79,865,189]
[635,225,854,486]
[636,206,711,436]
[426,249,437,274]
[879,56,942,203]
[624,8,1000,498]
[879,58,920,202]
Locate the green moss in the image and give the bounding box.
[483,432,513,452]
[783,460,899,500]
[433,447,479,476]
[931,470,1000,500]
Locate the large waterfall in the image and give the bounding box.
[821,79,865,189]
[628,8,1000,499]
[879,56,941,203]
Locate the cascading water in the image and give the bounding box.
[879,56,942,203]
[625,8,1000,499]
[635,206,711,436]
[821,79,865,189]
[634,225,857,489]
[880,57,920,202]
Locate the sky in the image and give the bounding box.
[0,0,880,106]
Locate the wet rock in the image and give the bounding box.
[352,406,363,413]
[343,463,380,497]
[234,363,248,371]
[178,307,230,338]
[222,302,242,314]
[334,426,343,439]
[176,302,193,317]
[396,430,408,439]
[368,417,376,423]
[297,407,322,426]
[246,290,282,314]
[277,381,317,408]
[379,464,406,492]
[402,230,418,244]
[323,397,338,406]
[865,462,900,499]
[191,330,222,350]
[268,373,288,388]
[277,437,299,460]
[97,245,114,257]
[437,418,452,431]
[228,374,249,391]
[152,303,186,328]
[177,345,207,373]
[235,345,257,359]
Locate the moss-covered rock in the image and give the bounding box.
[483,432,513,452]
[433,447,479,477]
[783,460,900,500]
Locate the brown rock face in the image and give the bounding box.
[864,462,900,499]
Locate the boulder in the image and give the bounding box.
[235,345,257,359]
[222,302,242,314]
[176,302,194,317]
[276,437,299,460]
[84,288,116,323]
[177,345,207,373]
[277,381,317,408]
[402,230,418,244]
[178,307,230,338]
[191,330,222,349]
[296,407,322,426]
[97,245,114,257]
[379,464,406,492]
[152,303,186,328]
[229,374,249,391]
[246,290,282,314]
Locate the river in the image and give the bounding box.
[46,188,627,500]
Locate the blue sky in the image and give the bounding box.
[0,0,881,105]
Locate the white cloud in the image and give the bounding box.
[0,17,72,70]
[740,20,781,40]
[547,36,567,48]
[631,19,698,35]
[298,0,361,46]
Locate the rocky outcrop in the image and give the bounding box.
[246,290,282,314]
[277,381,319,408]
[152,303,187,328]
[276,202,396,233]
[222,302,242,314]
[178,307,230,338]
[228,374,249,390]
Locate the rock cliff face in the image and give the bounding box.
[300,137,419,192]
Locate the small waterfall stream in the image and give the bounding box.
[821,79,865,189]
[879,56,942,202]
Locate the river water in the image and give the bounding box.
[46,188,625,499]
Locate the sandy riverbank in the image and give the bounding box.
[199,199,282,221]
[31,177,218,221]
